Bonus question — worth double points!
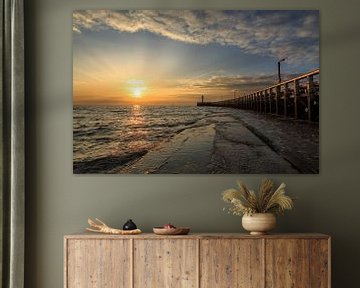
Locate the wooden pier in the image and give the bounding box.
[198,69,320,121]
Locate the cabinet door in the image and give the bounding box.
[309,239,330,288]
[134,239,198,288]
[200,239,264,288]
[66,239,131,288]
[266,239,309,288]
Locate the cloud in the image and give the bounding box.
[193,74,277,90]
[73,10,319,66]
[178,72,300,95]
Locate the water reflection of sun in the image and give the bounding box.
[123,105,149,151]
[127,104,144,126]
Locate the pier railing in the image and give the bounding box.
[197,69,320,121]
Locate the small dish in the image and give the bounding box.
[153,227,190,235]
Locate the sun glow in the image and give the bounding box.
[128,80,146,98]
[131,87,145,98]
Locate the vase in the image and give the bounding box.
[242,213,276,235]
[123,219,137,230]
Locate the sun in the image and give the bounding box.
[128,80,146,98]
[131,87,144,98]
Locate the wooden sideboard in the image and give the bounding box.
[64,233,330,288]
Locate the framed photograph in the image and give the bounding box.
[73,10,319,174]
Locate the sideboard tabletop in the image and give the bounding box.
[64,232,330,240]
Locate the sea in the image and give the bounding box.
[73,105,220,173]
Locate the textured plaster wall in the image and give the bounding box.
[25,0,360,287]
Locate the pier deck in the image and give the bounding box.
[198,69,320,122]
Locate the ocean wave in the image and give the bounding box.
[130,118,199,130]
[73,150,148,174]
[73,126,114,138]
[73,105,228,169]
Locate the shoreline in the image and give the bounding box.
[116,112,302,174]
[73,108,319,174]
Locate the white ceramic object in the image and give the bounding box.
[242,213,276,235]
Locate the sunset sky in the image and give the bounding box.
[73,10,319,105]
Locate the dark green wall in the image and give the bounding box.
[24,0,360,287]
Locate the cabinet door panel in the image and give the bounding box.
[200,239,264,288]
[66,239,131,288]
[265,239,310,288]
[310,239,329,288]
[134,239,198,288]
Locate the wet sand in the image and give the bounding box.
[117,124,217,174]
[117,112,304,174]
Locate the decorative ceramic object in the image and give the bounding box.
[242,213,276,235]
[222,179,294,234]
[153,227,190,235]
[123,219,137,230]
